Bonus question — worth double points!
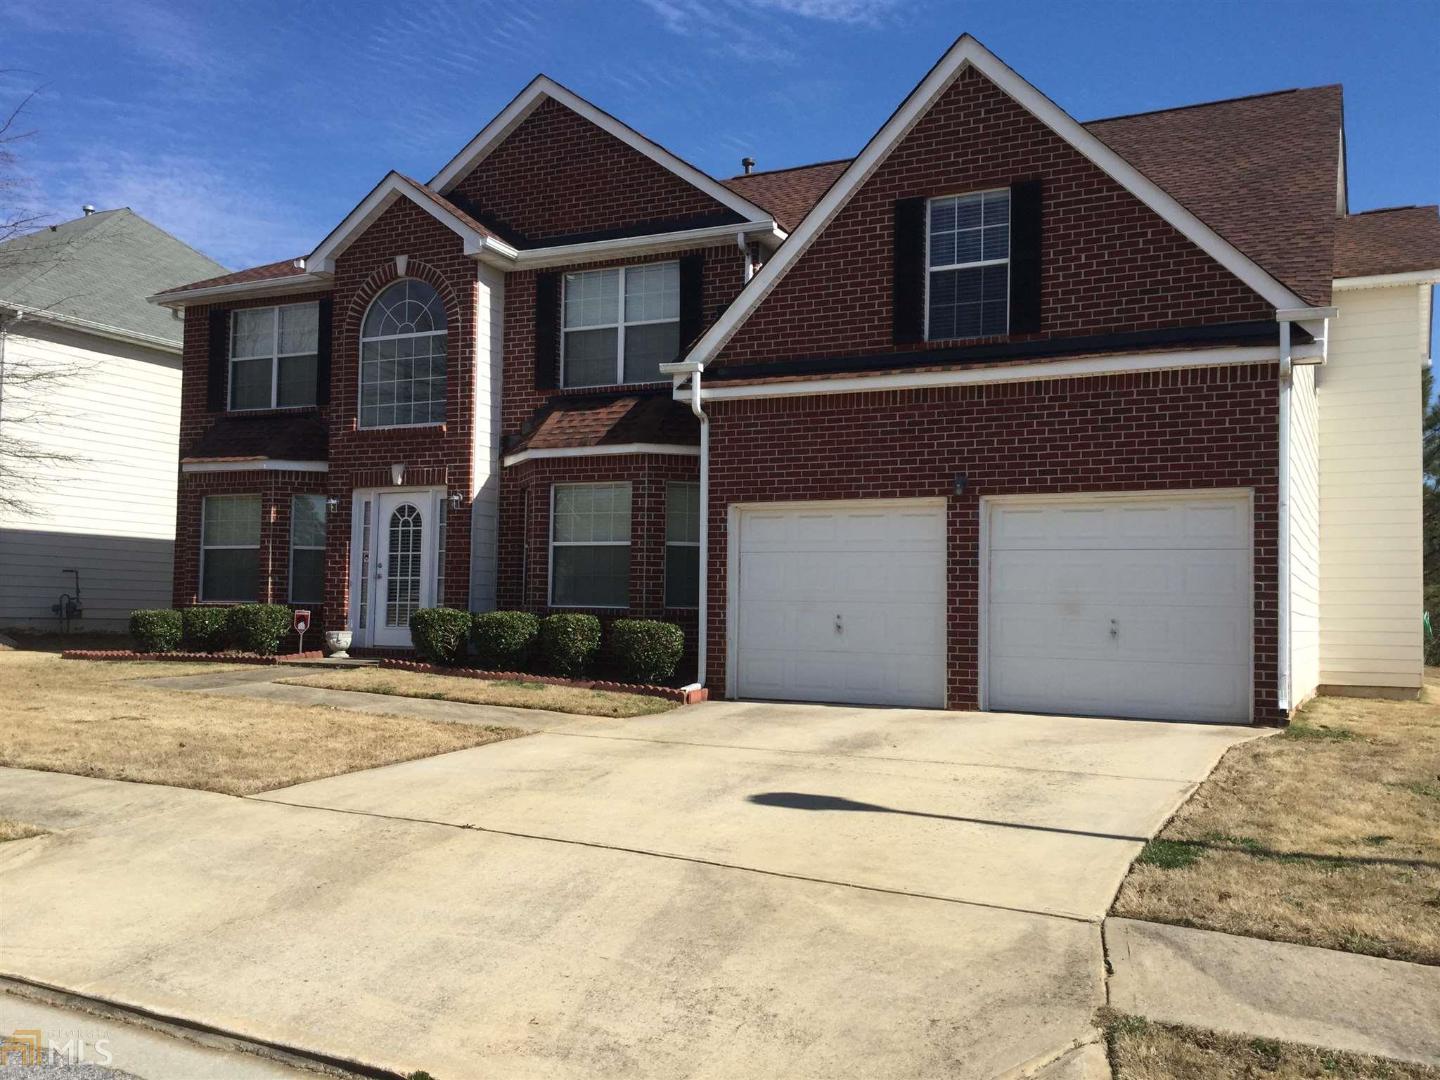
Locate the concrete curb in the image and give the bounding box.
[1105,917,1440,1067]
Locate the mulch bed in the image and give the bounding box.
[62,650,326,665]
[378,658,709,704]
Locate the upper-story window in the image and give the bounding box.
[562,262,679,388]
[359,279,447,429]
[229,303,319,410]
[927,189,1009,340]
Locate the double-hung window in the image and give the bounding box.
[562,263,679,387]
[664,481,700,609]
[289,495,326,603]
[927,189,1010,340]
[201,495,260,601]
[550,483,630,608]
[229,303,319,410]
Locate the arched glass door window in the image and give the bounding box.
[359,279,447,428]
[385,503,423,627]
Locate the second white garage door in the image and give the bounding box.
[733,500,947,708]
[985,492,1252,724]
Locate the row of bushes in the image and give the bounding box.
[130,605,295,656]
[411,608,685,685]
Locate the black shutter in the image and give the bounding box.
[206,308,229,411]
[314,296,333,406]
[678,253,704,353]
[1008,180,1043,334]
[892,197,928,344]
[534,272,559,390]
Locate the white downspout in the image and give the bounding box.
[1277,318,1292,715]
[689,367,709,688]
[736,232,754,284]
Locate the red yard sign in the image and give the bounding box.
[293,610,311,634]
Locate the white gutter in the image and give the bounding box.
[501,442,699,468]
[514,220,784,270]
[1334,268,1440,290]
[1,300,182,352]
[661,358,709,688]
[149,272,330,308]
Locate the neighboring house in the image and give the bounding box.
[150,36,1440,723]
[0,208,225,632]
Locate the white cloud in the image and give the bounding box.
[743,0,900,24]
[29,148,318,269]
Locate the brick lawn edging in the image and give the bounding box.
[63,650,326,665]
[378,658,709,705]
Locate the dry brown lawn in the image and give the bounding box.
[1112,674,1440,965]
[0,652,525,796]
[1105,1013,1440,1080]
[281,666,678,718]
[0,819,44,842]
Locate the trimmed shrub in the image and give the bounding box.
[470,610,540,671]
[539,613,601,677]
[609,619,685,685]
[129,609,183,653]
[181,606,231,652]
[410,607,472,666]
[227,603,293,655]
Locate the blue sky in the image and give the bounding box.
[5,0,1438,278]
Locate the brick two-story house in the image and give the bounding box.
[152,36,1440,724]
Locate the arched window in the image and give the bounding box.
[359,279,447,428]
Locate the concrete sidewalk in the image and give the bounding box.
[1106,918,1440,1067]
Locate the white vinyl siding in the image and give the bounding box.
[562,263,680,387]
[550,483,631,608]
[468,262,504,614]
[0,321,180,630]
[1289,362,1320,705]
[1318,285,1425,690]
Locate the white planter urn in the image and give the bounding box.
[324,630,353,659]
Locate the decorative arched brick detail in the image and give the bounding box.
[344,259,464,335]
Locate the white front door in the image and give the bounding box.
[985,492,1252,724]
[732,500,947,708]
[372,491,437,648]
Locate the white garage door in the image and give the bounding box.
[734,500,947,708]
[986,493,1251,724]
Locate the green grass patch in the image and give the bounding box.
[1136,839,1203,870]
[1281,721,1357,742]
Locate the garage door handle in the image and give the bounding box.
[1110,618,1119,639]
[835,614,843,635]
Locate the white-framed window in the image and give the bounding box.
[289,494,326,604]
[229,303,320,410]
[562,262,679,388]
[201,494,260,601]
[926,189,1010,341]
[359,279,447,429]
[664,481,700,609]
[550,482,630,608]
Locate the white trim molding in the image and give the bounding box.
[182,459,329,474]
[429,75,774,227]
[520,221,784,270]
[1334,268,1440,290]
[308,172,519,275]
[683,343,1318,403]
[149,271,329,308]
[681,34,1309,371]
[503,443,700,468]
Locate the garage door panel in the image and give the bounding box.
[988,494,1251,724]
[736,502,946,708]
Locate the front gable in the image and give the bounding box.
[700,37,1305,371]
[437,83,765,244]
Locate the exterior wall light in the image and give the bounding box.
[448,491,464,510]
[325,496,340,513]
[953,473,969,495]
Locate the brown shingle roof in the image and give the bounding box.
[183,414,328,462]
[722,160,851,233]
[168,258,309,294]
[1334,206,1440,279]
[510,395,698,454]
[1086,86,1343,306]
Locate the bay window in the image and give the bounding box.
[550,483,630,608]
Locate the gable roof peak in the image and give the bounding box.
[427,74,776,227]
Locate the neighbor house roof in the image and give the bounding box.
[507,395,698,458]
[0,208,225,348]
[1333,206,1440,280]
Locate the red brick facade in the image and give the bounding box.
[450,97,741,241]
[704,365,1283,724]
[717,66,1271,368]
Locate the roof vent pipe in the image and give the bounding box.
[82,205,95,216]
[741,157,755,175]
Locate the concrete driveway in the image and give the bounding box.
[0,700,1258,1079]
